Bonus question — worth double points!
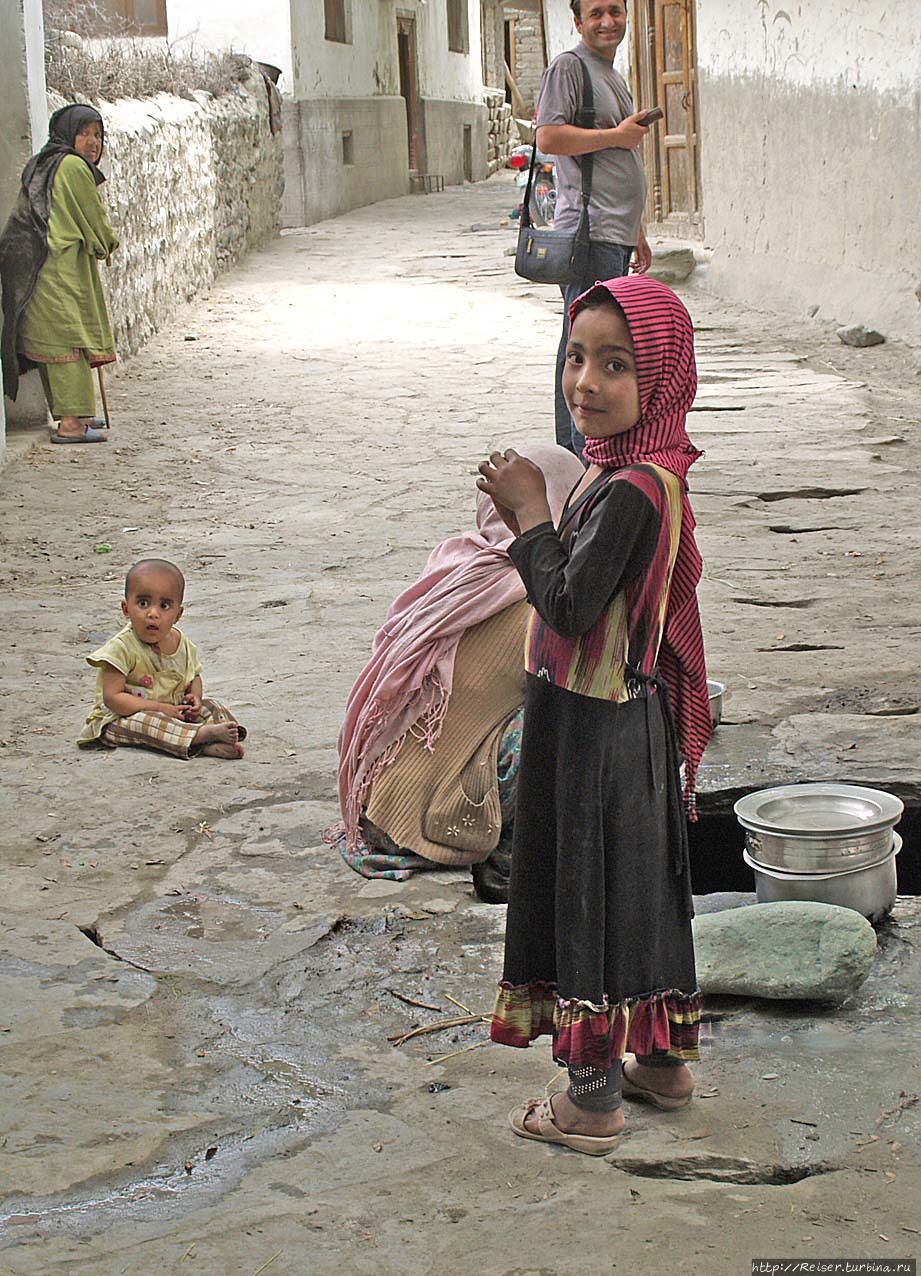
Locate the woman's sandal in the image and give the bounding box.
[621,1064,692,1111]
[508,1096,621,1157]
[50,426,108,444]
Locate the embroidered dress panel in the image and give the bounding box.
[520,464,682,702]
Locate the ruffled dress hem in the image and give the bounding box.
[490,979,701,1068]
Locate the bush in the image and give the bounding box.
[44,0,252,101]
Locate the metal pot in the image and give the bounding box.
[707,679,724,729]
[742,834,900,924]
[743,826,893,874]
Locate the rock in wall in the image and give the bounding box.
[484,88,512,176]
[51,74,282,357]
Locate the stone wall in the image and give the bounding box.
[84,74,282,356]
[507,8,545,116]
[484,88,512,176]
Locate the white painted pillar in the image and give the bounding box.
[24,0,49,150]
[1,0,50,459]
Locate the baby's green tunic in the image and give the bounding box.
[78,625,202,745]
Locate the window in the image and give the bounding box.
[447,0,468,54]
[324,0,350,44]
[342,131,354,165]
[50,0,167,37]
[113,0,166,35]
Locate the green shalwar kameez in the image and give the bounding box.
[18,154,118,417]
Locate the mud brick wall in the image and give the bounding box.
[54,75,283,357]
[485,89,512,176]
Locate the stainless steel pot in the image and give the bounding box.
[744,826,893,874]
[742,834,901,924]
[707,679,724,729]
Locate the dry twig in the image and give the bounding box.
[387,989,442,1012]
[443,993,476,1016]
[427,1040,490,1065]
[388,1012,489,1048]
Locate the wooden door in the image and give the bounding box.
[632,0,702,235]
[397,15,424,173]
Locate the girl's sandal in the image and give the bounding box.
[508,1096,620,1157]
[621,1065,692,1111]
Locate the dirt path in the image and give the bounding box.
[0,174,919,1274]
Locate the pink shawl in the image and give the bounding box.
[338,443,585,845]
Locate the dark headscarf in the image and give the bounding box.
[0,104,105,400]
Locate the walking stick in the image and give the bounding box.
[96,365,111,429]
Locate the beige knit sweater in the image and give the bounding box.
[365,600,529,865]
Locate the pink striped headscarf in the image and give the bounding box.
[338,443,585,847]
[571,275,711,810]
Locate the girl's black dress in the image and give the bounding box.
[490,463,700,1071]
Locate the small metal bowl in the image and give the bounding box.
[742,834,900,924]
[707,679,724,729]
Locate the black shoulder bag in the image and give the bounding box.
[514,53,595,287]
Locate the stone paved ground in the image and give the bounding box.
[0,174,919,1275]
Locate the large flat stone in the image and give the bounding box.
[767,713,921,791]
[693,900,877,1001]
[649,244,696,283]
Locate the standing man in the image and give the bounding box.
[536,0,652,454]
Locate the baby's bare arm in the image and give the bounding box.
[100,663,184,718]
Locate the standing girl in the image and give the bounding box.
[476,274,711,1155]
[0,103,117,443]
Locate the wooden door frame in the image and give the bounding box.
[397,11,425,174]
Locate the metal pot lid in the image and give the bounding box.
[734,783,903,837]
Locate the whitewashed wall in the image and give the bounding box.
[696,0,921,348]
[289,2,397,100]
[91,77,282,356]
[543,0,577,62]
[285,0,490,225]
[417,0,484,101]
[290,0,487,105]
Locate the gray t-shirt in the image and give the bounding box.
[536,42,646,246]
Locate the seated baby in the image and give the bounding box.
[77,557,246,759]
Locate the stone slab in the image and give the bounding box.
[693,901,877,1001]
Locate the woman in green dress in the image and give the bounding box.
[0,103,118,443]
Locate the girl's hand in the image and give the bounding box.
[477,450,552,534]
